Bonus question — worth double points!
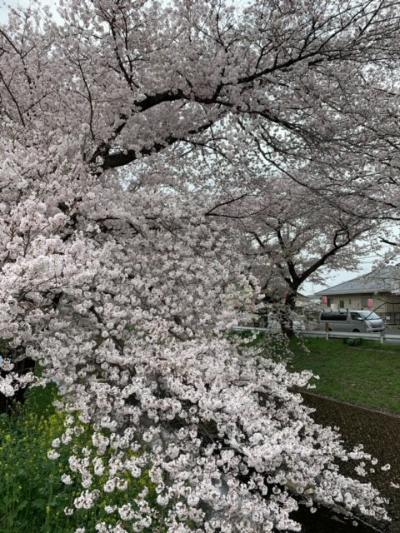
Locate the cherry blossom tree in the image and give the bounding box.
[204,177,379,335]
[0,0,399,531]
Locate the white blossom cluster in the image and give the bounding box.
[0,138,388,532]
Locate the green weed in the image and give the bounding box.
[0,386,161,532]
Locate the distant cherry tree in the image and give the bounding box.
[183,148,381,335]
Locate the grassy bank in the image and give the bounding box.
[290,337,400,414]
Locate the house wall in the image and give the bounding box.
[325,293,400,324]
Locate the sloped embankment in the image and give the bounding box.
[301,392,400,533]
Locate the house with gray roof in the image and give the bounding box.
[315,266,400,324]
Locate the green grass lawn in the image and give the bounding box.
[289,337,400,414]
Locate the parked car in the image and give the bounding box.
[319,310,385,332]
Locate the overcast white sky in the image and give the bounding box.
[0,0,28,22]
[0,0,57,23]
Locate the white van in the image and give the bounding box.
[319,310,385,333]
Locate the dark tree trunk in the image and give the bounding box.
[279,290,297,338]
[0,341,35,414]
